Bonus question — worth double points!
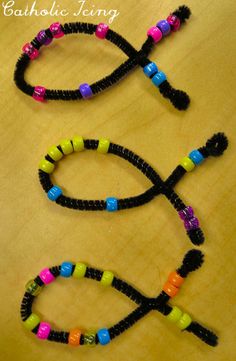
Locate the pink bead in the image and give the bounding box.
[167,15,181,31]
[32,86,46,102]
[49,22,64,38]
[147,26,163,43]
[37,322,51,339]
[95,23,109,39]
[22,43,39,60]
[39,268,55,284]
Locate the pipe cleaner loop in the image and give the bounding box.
[21,250,218,347]
[38,133,228,246]
[14,5,191,110]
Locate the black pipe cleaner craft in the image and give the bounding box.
[38,133,228,246]
[14,5,191,110]
[21,250,218,347]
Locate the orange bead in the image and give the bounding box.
[163,282,179,298]
[68,328,81,346]
[168,271,184,288]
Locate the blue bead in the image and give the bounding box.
[60,262,73,277]
[106,197,118,212]
[189,150,204,165]
[97,328,110,345]
[79,83,93,99]
[152,71,167,87]
[156,20,171,36]
[47,186,62,201]
[143,62,158,78]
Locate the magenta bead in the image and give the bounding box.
[32,86,46,102]
[147,26,163,43]
[184,217,200,231]
[22,43,39,60]
[178,206,194,220]
[37,322,51,339]
[167,14,181,31]
[39,268,55,284]
[95,23,109,39]
[49,22,64,38]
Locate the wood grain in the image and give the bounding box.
[0,1,236,360]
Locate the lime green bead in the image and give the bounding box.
[97,138,110,154]
[25,279,42,296]
[180,157,195,172]
[39,159,54,174]
[177,313,192,330]
[101,270,114,286]
[47,145,63,161]
[60,139,73,155]
[72,263,87,279]
[166,306,183,323]
[72,136,84,152]
[24,313,40,330]
[84,331,96,346]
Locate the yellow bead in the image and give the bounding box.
[180,157,195,172]
[60,139,73,155]
[166,306,183,323]
[72,136,84,152]
[84,331,96,346]
[100,270,114,286]
[72,263,87,279]
[39,159,54,174]
[24,313,40,330]
[177,313,192,330]
[47,145,63,161]
[97,138,110,154]
[25,279,42,296]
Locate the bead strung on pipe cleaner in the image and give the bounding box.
[21,250,218,347]
[38,133,228,246]
[14,5,191,110]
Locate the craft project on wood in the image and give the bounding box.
[38,133,228,246]
[21,250,218,347]
[14,6,192,110]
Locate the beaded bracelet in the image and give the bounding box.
[14,5,192,110]
[21,250,218,347]
[38,133,228,246]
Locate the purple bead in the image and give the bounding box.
[79,83,93,99]
[178,206,194,220]
[156,20,171,36]
[184,217,200,231]
[37,30,52,46]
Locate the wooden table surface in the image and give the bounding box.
[1,1,236,360]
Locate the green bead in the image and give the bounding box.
[97,138,110,154]
[100,271,114,286]
[177,313,192,330]
[166,306,183,323]
[84,331,96,346]
[25,279,42,296]
[180,157,195,172]
[24,313,40,330]
[72,263,87,279]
